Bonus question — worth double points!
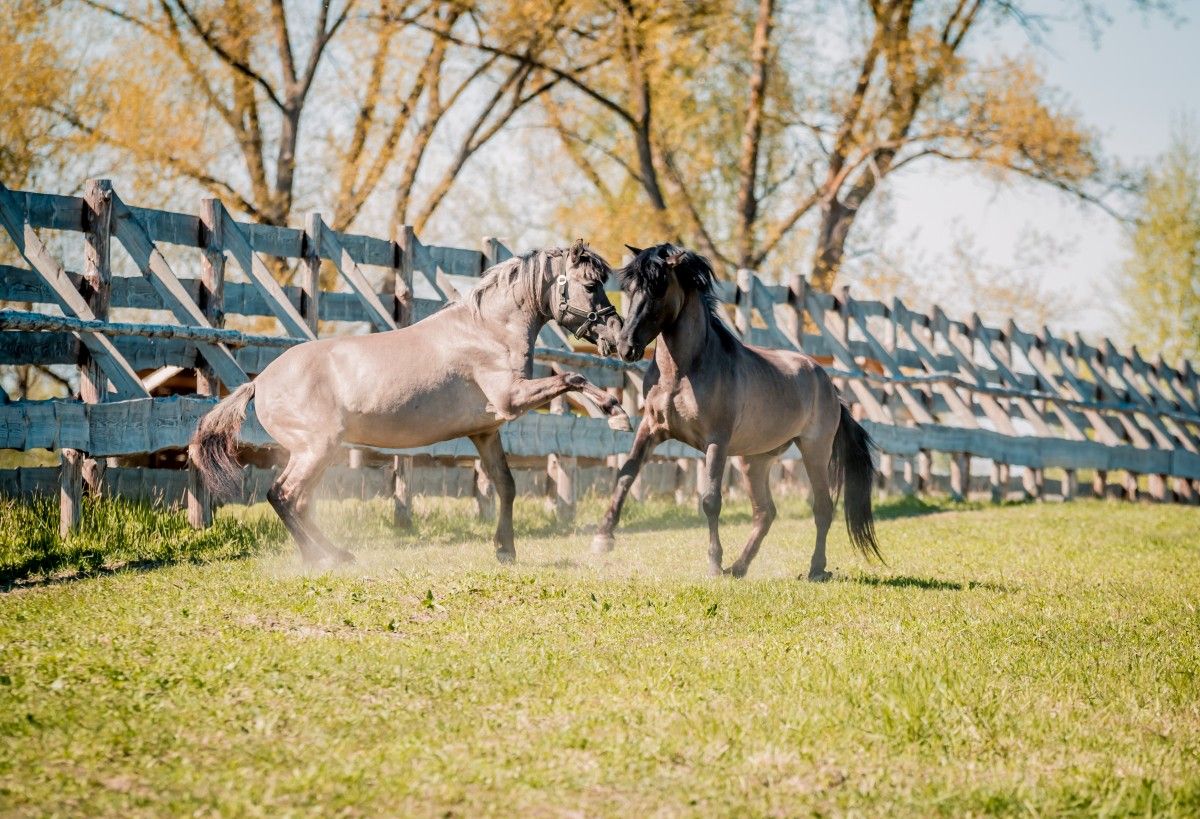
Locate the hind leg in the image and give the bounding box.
[268,456,323,564]
[797,434,836,582]
[268,446,348,567]
[726,454,778,579]
[471,430,517,563]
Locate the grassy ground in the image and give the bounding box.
[0,493,1197,816]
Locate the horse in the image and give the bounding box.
[591,243,882,581]
[190,241,630,568]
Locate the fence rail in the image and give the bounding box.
[1,179,1198,537]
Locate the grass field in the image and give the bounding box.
[1,493,1198,816]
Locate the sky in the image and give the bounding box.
[881,3,1200,336]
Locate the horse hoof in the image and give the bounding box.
[806,570,832,583]
[495,549,516,565]
[725,564,747,579]
[309,551,353,571]
[708,564,723,578]
[607,412,632,432]
[590,534,615,554]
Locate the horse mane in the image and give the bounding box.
[469,243,610,315]
[616,244,738,347]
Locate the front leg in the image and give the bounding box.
[592,420,663,553]
[490,373,630,429]
[701,441,729,577]
[470,430,517,563]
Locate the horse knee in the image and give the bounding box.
[701,490,722,521]
[758,501,777,527]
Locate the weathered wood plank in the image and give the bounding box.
[107,190,248,388]
[316,217,396,332]
[218,204,314,341]
[0,183,148,400]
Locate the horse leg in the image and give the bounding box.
[726,454,778,579]
[268,455,323,564]
[492,373,629,429]
[797,434,836,582]
[591,422,662,553]
[268,446,349,567]
[701,442,729,577]
[470,430,518,563]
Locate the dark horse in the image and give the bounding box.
[591,244,882,580]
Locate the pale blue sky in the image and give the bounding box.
[882,2,1200,335]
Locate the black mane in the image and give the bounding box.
[616,243,737,344]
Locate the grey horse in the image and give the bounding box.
[191,241,629,567]
[592,244,882,580]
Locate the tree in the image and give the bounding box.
[449,0,1131,287]
[0,1,73,188]
[51,0,552,240]
[1121,128,1200,367]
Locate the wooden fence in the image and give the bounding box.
[1,180,1198,537]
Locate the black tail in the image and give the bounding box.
[830,403,883,562]
[188,382,254,501]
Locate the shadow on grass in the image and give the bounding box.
[2,553,245,591]
[0,496,285,590]
[842,573,1013,593]
[608,493,991,535]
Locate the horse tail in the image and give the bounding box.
[188,382,255,501]
[830,403,883,562]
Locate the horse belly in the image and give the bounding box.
[341,380,500,448]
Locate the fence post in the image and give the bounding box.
[474,463,496,520]
[1173,477,1196,504]
[392,227,416,527]
[548,453,576,523]
[301,213,322,336]
[1093,469,1108,498]
[1022,467,1044,501]
[990,461,1005,503]
[79,178,114,499]
[917,450,932,495]
[899,456,915,497]
[1148,474,1167,502]
[950,452,968,501]
[188,198,225,528]
[735,268,753,339]
[1063,469,1078,501]
[877,452,893,496]
[674,456,697,505]
[1124,472,1139,502]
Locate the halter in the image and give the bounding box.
[550,273,616,342]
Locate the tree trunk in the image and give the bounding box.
[735,0,775,268]
[811,199,855,292]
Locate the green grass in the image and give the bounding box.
[0,494,1198,816]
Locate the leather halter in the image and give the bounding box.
[550,273,616,342]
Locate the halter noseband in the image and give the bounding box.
[551,273,616,341]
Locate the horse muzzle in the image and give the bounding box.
[617,341,645,363]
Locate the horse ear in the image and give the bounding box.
[569,238,587,263]
[665,249,713,290]
[624,243,643,256]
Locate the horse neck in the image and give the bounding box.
[655,291,712,380]
[473,262,550,358]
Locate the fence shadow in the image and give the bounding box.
[842,573,1013,593]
